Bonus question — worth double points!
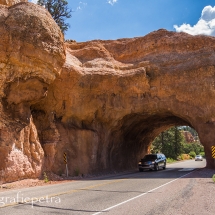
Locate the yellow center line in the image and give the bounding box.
[49,179,126,198]
[0,178,126,208]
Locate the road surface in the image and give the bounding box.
[0,159,209,215]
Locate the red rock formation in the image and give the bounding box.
[0,0,27,6]
[2,116,44,182]
[182,131,195,143]
[1,1,215,182]
[31,30,215,177]
[0,2,65,182]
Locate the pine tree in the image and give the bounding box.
[151,126,185,159]
[37,0,72,33]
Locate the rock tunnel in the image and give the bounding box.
[32,28,215,177]
[108,113,191,170]
[1,1,215,182]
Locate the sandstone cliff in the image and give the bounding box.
[0,1,65,182]
[32,30,215,177]
[182,131,195,143]
[1,1,215,183]
[0,0,27,6]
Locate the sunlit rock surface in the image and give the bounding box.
[32,29,215,177]
[0,2,65,182]
[0,0,27,6]
[0,2,215,182]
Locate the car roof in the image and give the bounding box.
[147,153,164,155]
[146,153,165,156]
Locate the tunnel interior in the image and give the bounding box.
[109,112,195,170]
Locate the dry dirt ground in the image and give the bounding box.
[0,171,118,191]
[0,172,71,192]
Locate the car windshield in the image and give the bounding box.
[143,154,157,160]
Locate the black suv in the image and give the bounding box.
[138,153,166,172]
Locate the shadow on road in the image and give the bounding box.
[63,166,214,182]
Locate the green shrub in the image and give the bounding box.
[166,158,176,163]
[212,174,215,183]
[177,155,183,160]
[189,151,196,158]
[44,172,49,183]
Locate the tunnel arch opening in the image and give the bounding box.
[150,125,203,160]
[108,112,204,171]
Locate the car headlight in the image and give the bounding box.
[148,161,154,165]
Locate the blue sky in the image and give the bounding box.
[30,0,215,42]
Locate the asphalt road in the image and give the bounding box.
[0,159,206,215]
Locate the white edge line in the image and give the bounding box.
[92,171,194,215]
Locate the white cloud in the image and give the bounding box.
[76,2,87,11]
[107,0,117,6]
[174,5,215,36]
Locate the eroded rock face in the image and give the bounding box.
[182,131,195,143]
[0,0,27,6]
[0,2,65,182]
[0,2,65,89]
[0,116,44,182]
[30,29,215,177]
[1,3,215,181]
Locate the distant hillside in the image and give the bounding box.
[182,131,195,143]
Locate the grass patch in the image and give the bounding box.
[166,158,176,163]
[212,174,215,183]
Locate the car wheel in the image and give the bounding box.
[139,168,143,172]
[163,163,166,170]
[154,164,159,171]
